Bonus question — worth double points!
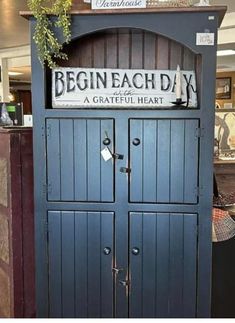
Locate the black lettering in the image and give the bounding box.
[183,74,196,92]
[96,72,107,89]
[121,73,132,88]
[90,72,94,89]
[55,71,65,97]
[160,74,171,91]
[145,73,155,89]
[172,75,177,93]
[112,73,120,88]
[76,71,88,91]
[84,97,90,103]
[132,73,143,89]
[66,71,75,93]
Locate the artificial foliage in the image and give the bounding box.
[27,0,72,68]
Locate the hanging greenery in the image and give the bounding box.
[27,0,72,69]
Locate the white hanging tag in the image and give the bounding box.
[101,147,113,162]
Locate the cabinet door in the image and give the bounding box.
[46,118,114,202]
[129,212,198,318]
[129,119,199,203]
[48,211,114,318]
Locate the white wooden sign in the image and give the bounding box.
[52,67,197,108]
[91,0,146,10]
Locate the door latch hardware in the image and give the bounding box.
[132,247,140,255]
[113,153,124,160]
[120,167,131,173]
[103,138,111,146]
[119,280,130,287]
[103,247,111,255]
[132,138,141,146]
[112,267,123,274]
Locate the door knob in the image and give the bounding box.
[132,138,141,146]
[103,138,111,146]
[103,247,111,255]
[132,247,140,255]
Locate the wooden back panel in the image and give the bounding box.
[58,28,197,71]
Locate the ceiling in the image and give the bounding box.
[0,0,235,82]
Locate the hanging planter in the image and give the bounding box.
[27,0,73,69]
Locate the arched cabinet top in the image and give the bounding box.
[22,6,226,53]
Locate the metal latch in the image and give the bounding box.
[113,153,124,160]
[120,167,131,173]
[119,280,130,287]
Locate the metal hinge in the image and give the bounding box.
[46,124,51,138]
[43,183,52,195]
[195,185,203,197]
[195,127,204,138]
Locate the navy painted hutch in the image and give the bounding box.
[23,4,226,318]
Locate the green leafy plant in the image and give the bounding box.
[27,0,72,68]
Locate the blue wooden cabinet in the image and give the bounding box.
[24,5,226,318]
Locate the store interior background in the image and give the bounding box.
[0,1,234,319]
[0,0,234,115]
[0,0,233,114]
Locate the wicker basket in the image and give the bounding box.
[146,0,193,8]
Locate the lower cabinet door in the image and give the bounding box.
[129,212,198,318]
[48,211,114,318]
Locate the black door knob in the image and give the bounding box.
[103,138,111,146]
[132,138,140,146]
[103,247,111,255]
[132,247,140,255]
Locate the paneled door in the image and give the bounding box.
[45,115,199,318]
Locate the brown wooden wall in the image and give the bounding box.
[0,128,35,318]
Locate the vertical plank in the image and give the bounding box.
[129,213,143,318]
[60,120,74,201]
[74,119,87,201]
[118,30,130,69]
[93,34,105,68]
[156,213,170,317]
[156,36,169,69]
[106,32,118,68]
[168,214,184,318]
[101,212,114,317]
[170,120,185,203]
[131,31,143,69]
[142,213,156,318]
[143,32,156,69]
[100,120,114,202]
[130,120,143,202]
[48,211,62,318]
[75,212,88,318]
[79,38,93,67]
[183,214,197,317]
[157,120,170,202]
[143,120,157,202]
[47,119,61,200]
[87,120,101,201]
[87,212,101,318]
[184,120,199,203]
[61,212,75,317]
[170,40,183,69]
[183,47,195,70]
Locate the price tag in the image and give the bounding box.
[101,147,113,162]
[196,33,215,46]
